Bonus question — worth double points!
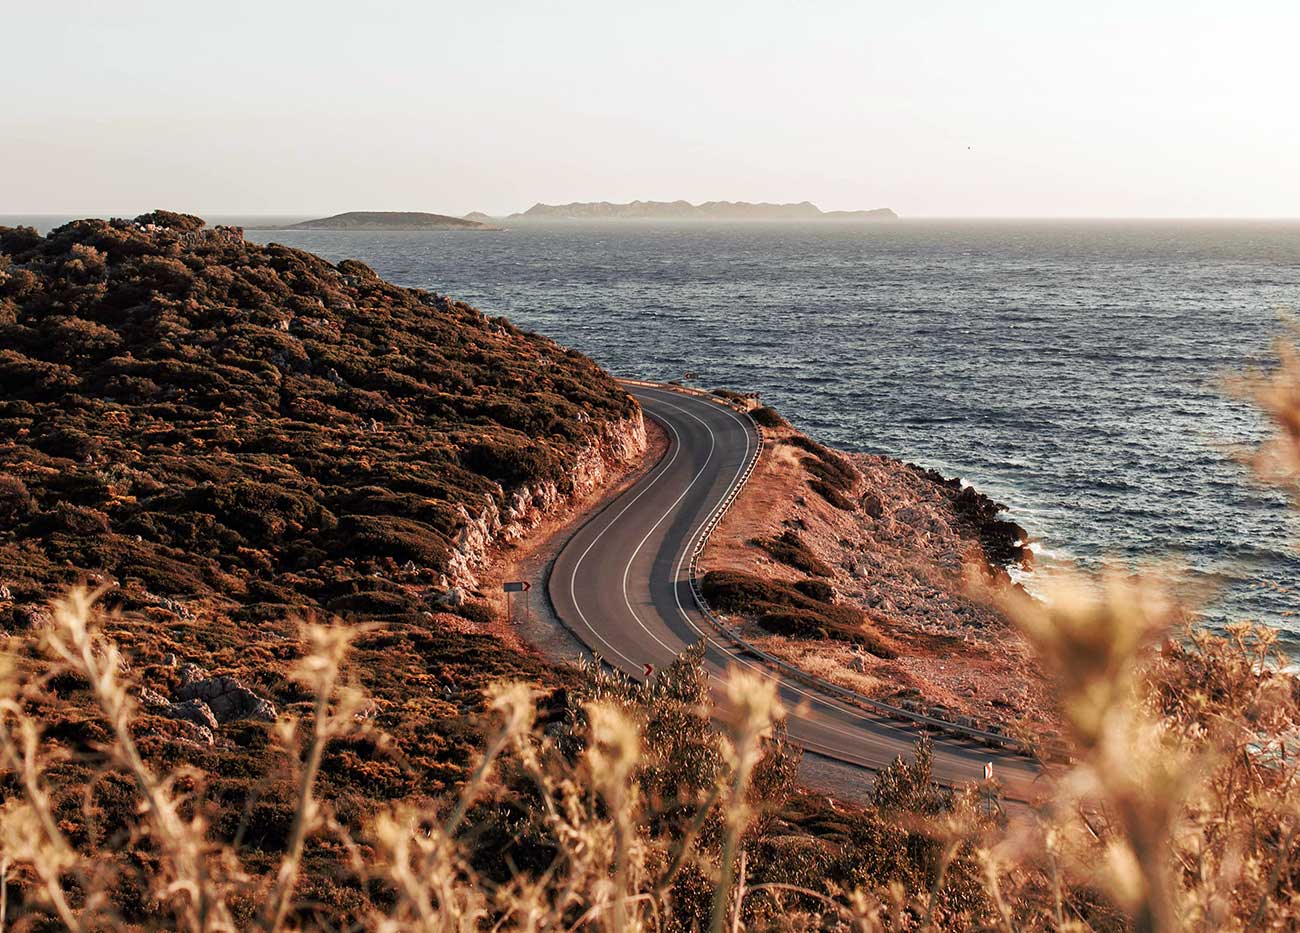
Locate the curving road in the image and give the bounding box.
[549,382,1043,802]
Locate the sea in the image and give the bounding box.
[8,216,1300,643]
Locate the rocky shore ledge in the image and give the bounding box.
[700,402,1058,737]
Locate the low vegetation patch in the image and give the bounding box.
[781,434,860,509]
[808,480,857,510]
[0,595,996,930]
[750,405,788,429]
[711,387,749,402]
[701,569,896,656]
[792,578,835,601]
[752,529,833,576]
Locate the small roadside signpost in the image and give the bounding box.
[503,580,531,623]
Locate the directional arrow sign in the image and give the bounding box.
[503,581,531,593]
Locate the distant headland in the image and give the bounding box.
[246,203,899,232]
[471,200,898,223]
[262,211,498,231]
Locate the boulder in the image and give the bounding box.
[138,686,218,744]
[438,586,467,608]
[18,605,54,631]
[174,675,276,724]
[166,698,220,732]
[178,662,209,685]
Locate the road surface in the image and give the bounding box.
[549,382,1044,802]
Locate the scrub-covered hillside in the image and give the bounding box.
[0,211,646,894]
[0,211,644,621]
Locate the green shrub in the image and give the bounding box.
[461,439,560,488]
[338,515,451,566]
[133,209,206,232]
[784,434,832,459]
[711,388,747,401]
[802,454,857,493]
[42,502,110,536]
[778,433,860,508]
[793,579,835,601]
[326,590,423,616]
[0,475,36,523]
[757,609,833,639]
[455,600,497,625]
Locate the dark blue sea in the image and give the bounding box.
[10,217,1300,642]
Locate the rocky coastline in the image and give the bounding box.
[896,463,1031,576]
[700,404,1056,735]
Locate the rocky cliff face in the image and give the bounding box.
[441,411,646,598]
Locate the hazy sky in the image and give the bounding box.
[5,1,1298,217]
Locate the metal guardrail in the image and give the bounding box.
[628,380,1048,760]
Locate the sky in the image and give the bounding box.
[4,0,1299,218]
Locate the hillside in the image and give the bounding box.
[500,200,898,222]
[0,211,648,901]
[0,211,644,608]
[275,211,496,230]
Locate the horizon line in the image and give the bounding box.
[5,211,1300,223]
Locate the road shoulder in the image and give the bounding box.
[484,415,672,667]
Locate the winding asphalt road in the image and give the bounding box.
[549,382,1043,802]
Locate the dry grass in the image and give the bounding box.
[6,352,1300,929]
[6,567,1300,929]
[0,601,803,931]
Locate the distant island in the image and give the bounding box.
[467,200,898,223]
[264,211,498,231]
[248,204,897,231]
